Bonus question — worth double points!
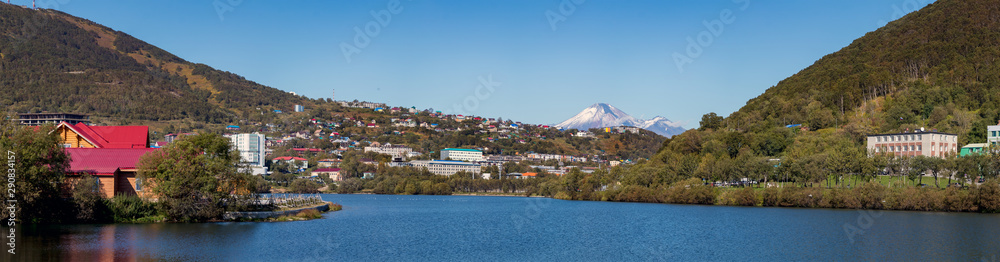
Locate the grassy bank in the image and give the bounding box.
[562,178,1000,213]
[270,203,342,222]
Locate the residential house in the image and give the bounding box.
[66,148,158,198]
[272,156,309,170]
[312,168,343,181]
[317,159,342,168]
[53,122,149,149]
[961,143,988,156]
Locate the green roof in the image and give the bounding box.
[442,148,482,152]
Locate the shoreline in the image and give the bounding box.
[319,188,1000,214]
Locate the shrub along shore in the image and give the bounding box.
[559,178,1000,213]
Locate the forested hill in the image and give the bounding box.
[724,0,1000,145]
[644,0,1000,179]
[0,4,312,123]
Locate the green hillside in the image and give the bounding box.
[634,0,1000,188]
[726,0,1000,144]
[0,4,312,124]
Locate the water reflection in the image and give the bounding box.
[4,195,1000,261]
[9,222,259,261]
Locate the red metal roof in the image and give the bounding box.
[60,122,149,148]
[273,156,308,161]
[67,148,158,176]
[313,168,341,172]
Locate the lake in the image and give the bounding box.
[9,194,1000,261]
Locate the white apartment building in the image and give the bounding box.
[866,131,958,159]
[440,148,484,162]
[988,121,1000,146]
[364,144,413,158]
[409,160,482,176]
[225,133,267,175]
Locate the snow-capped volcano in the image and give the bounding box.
[555,103,686,137]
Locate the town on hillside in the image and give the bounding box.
[12,101,666,194]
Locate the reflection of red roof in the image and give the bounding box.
[273,156,308,161]
[59,122,149,148]
[313,168,341,172]
[67,148,158,176]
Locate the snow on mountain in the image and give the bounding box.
[636,116,687,138]
[555,103,686,137]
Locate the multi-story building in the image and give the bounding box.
[16,113,89,126]
[440,148,484,162]
[409,160,482,176]
[338,101,387,109]
[365,144,413,158]
[226,133,267,175]
[988,121,1000,146]
[317,159,342,168]
[866,131,958,159]
[614,126,641,134]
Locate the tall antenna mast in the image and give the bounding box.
[32,0,35,9]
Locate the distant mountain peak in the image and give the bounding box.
[556,103,686,137]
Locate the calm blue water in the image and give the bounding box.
[10,194,1000,261]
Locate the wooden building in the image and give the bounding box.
[66,148,158,198]
[54,122,149,148]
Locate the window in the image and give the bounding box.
[136,178,142,191]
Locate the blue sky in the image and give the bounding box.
[27,0,932,128]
